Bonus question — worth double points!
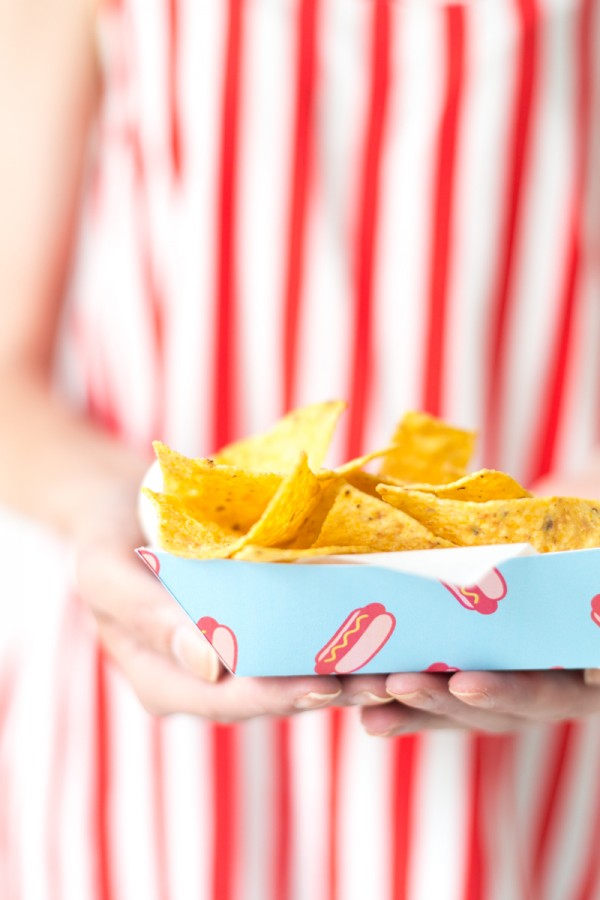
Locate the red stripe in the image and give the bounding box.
[463,735,514,900]
[422,5,465,416]
[211,6,245,898]
[283,0,319,411]
[531,722,576,890]
[484,0,539,465]
[529,0,595,481]
[211,725,240,900]
[167,0,183,179]
[92,647,113,900]
[390,736,419,900]
[326,708,343,900]
[272,720,292,900]
[346,0,391,459]
[213,0,245,451]
[463,737,485,900]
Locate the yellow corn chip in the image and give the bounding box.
[153,442,280,532]
[377,488,600,552]
[408,469,531,502]
[214,400,347,473]
[233,544,374,562]
[143,490,241,558]
[312,484,455,551]
[285,477,344,549]
[322,446,396,478]
[343,470,404,498]
[380,411,476,484]
[236,453,322,549]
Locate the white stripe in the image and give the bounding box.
[289,712,330,900]
[500,0,578,480]
[107,665,160,900]
[127,0,169,172]
[236,0,296,431]
[295,0,370,463]
[553,262,600,473]
[163,0,227,454]
[234,719,277,900]
[513,726,555,865]
[487,741,526,900]
[337,714,393,900]
[6,531,70,900]
[59,609,98,900]
[162,716,212,900]
[407,732,470,900]
[443,0,518,444]
[371,2,443,447]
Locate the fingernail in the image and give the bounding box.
[450,689,494,709]
[294,690,341,710]
[350,691,394,706]
[584,669,600,686]
[389,689,436,710]
[172,627,220,683]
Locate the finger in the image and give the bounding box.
[338,674,393,706]
[361,702,462,736]
[385,672,522,732]
[448,670,600,721]
[77,540,221,681]
[584,669,600,686]
[99,619,341,720]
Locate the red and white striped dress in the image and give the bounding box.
[1,0,600,897]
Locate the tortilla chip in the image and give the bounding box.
[380,411,476,484]
[285,477,344,549]
[236,453,322,549]
[325,446,396,478]
[153,442,281,531]
[408,469,531,502]
[377,488,600,552]
[312,484,455,551]
[214,400,347,473]
[143,489,241,558]
[343,470,404,498]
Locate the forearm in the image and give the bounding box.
[0,370,147,543]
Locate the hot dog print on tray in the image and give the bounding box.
[314,603,396,674]
[197,616,238,673]
[442,568,507,615]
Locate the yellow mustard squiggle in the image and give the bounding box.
[323,613,369,663]
[459,587,480,605]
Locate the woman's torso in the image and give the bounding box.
[5,1,600,898]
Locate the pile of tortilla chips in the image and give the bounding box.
[144,402,600,560]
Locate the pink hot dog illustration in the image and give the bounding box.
[137,549,160,575]
[314,603,396,675]
[443,568,507,616]
[591,595,600,628]
[197,616,238,673]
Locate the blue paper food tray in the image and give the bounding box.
[137,546,600,676]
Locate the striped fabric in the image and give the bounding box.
[1,0,600,897]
